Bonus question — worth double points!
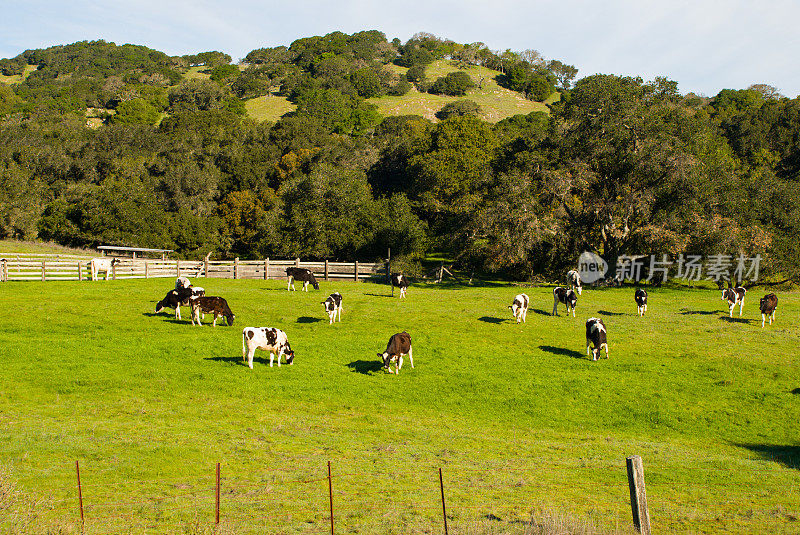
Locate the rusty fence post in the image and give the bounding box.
[627,455,651,534]
[439,467,448,535]
[328,461,334,535]
[75,460,84,533]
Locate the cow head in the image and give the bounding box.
[721,289,731,302]
[378,352,395,373]
[155,300,165,314]
[225,312,235,326]
[509,301,522,318]
[284,346,295,365]
[312,280,320,290]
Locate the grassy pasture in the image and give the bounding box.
[1,278,799,533]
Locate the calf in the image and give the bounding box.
[155,285,205,320]
[552,287,577,317]
[635,288,648,316]
[759,293,778,327]
[286,267,319,291]
[175,276,191,289]
[391,273,409,298]
[90,258,121,281]
[322,292,343,324]
[242,327,294,369]
[509,293,529,323]
[190,296,235,327]
[721,286,746,317]
[378,331,413,374]
[585,317,609,361]
[567,270,582,295]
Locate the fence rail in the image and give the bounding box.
[0,254,385,282]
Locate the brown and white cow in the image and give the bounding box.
[635,288,648,316]
[378,331,413,374]
[721,286,746,317]
[242,327,294,369]
[509,293,529,323]
[552,287,577,317]
[89,258,121,281]
[585,317,609,361]
[190,296,235,327]
[759,293,778,327]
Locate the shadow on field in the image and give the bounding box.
[529,308,551,316]
[365,293,394,298]
[297,316,323,323]
[205,355,246,366]
[538,345,585,359]
[597,309,625,316]
[720,316,751,324]
[736,444,800,469]
[478,316,508,324]
[679,309,716,315]
[792,388,800,395]
[346,360,384,374]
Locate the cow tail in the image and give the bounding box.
[242,330,247,360]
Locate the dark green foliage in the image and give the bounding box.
[112,98,159,125]
[183,51,232,67]
[436,99,482,120]
[0,58,24,76]
[405,64,426,85]
[428,71,475,96]
[209,64,240,84]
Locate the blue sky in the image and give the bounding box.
[2,0,797,97]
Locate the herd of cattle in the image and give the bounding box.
[150,265,781,372]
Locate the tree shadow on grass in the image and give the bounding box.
[297,316,322,323]
[346,360,384,374]
[478,316,508,324]
[735,443,800,470]
[538,345,585,359]
[720,316,751,324]
[596,310,625,316]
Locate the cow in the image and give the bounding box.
[586,317,609,361]
[567,270,582,295]
[322,292,343,324]
[635,288,648,316]
[509,293,529,323]
[378,331,413,374]
[155,285,205,320]
[759,293,778,327]
[552,287,577,317]
[391,273,409,298]
[286,267,319,291]
[89,258,121,281]
[242,327,295,369]
[189,296,235,327]
[175,276,191,289]
[721,286,746,317]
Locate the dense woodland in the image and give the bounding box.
[0,31,798,280]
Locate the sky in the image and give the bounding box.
[2,0,798,98]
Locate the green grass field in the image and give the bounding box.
[1,277,799,534]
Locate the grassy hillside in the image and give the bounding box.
[244,94,296,123]
[0,64,36,85]
[0,239,94,255]
[1,279,798,533]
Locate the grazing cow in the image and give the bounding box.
[567,270,582,295]
[190,296,235,327]
[321,292,343,324]
[635,288,648,316]
[759,293,778,327]
[585,318,609,361]
[155,285,205,320]
[721,286,746,317]
[552,287,577,317]
[378,331,413,374]
[286,267,319,291]
[89,258,121,281]
[175,276,191,289]
[509,293,529,323]
[391,273,409,298]
[242,327,294,369]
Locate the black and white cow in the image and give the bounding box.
[189,296,235,327]
[175,276,191,289]
[391,273,409,298]
[155,285,205,320]
[721,286,746,317]
[378,331,413,374]
[552,287,577,317]
[286,267,319,291]
[322,292,343,324]
[567,270,582,295]
[585,317,609,361]
[509,293,529,323]
[759,293,778,327]
[89,257,121,281]
[242,327,295,369]
[635,288,648,316]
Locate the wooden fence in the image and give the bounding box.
[0,254,385,282]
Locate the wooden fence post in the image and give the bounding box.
[264,258,269,280]
[324,259,329,281]
[145,261,149,279]
[386,247,391,284]
[215,462,221,529]
[327,460,334,535]
[295,257,300,268]
[77,262,82,281]
[176,259,181,278]
[2,259,7,282]
[41,260,46,282]
[626,455,651,534]
[234,257,239,279]
[112,260,117,281]
[76,460,84,533]
[354,261,359,282]
[439,467,448,535]
[204,257,209,278]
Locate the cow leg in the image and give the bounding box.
[522,308,527,323]
[287,277,294,291]
[247,348,256,369]
[400,287,405,298]
[739,299,744,316]
[338,305,342,322]
[407,347,414,368]
[552,296,559,316]
[586,340,592,358]
[571,305,575,317]
[729,303,734,317]
[762,313,766,328]
[396,355,403,374]
[276,350,282,367]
